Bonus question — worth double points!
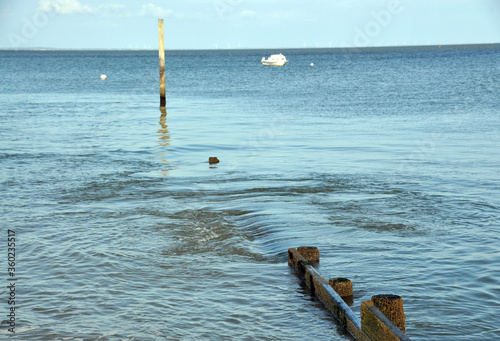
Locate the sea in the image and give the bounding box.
[0,45,499,340]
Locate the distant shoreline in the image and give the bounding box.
[1,42,499,52]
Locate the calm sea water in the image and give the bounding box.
[1,45,499,340]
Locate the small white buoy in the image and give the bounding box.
[310,63,314,67]
[100,74,107,80]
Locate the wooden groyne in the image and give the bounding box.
[288,247,411,341]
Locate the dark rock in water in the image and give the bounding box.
[209,157,219,164]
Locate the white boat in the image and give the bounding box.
[261,53,288,66]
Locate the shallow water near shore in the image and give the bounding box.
[1,45,499,340]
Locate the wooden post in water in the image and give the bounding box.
[158,19,166,108]
[297,246,320,264]
[371,294,406,333]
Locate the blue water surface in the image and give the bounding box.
[0,45,499,340]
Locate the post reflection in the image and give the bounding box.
[157,107,171,176]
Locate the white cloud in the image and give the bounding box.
[270,10,296,20]
[0,5,11,18]
[140,4,175,18]
[37,0,94,15]
[37,1,131,17]
[240,10,256,18]
[97,4,129,17]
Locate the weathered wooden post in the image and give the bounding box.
[158,19,166,108]
[329,277,353,298]
[361,294,408,340]
[297,246,320,263]
[371,294,406,333]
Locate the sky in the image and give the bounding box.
[0,0,499,50]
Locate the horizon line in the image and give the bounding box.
[1,42,499,52]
